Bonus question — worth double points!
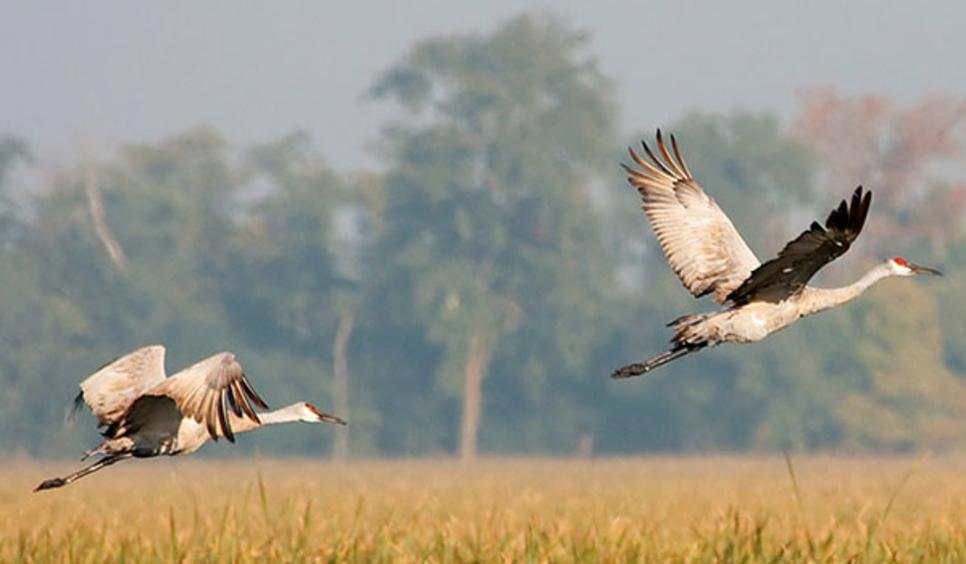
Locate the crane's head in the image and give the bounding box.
[888,256,942,277]
[297,402,347,426]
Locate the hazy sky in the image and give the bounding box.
[3,1,964,171]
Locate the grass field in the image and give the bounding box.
[4,456,965,562]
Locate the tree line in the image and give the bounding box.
[2,14,965,459]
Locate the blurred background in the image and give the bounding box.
[2,1,965,460]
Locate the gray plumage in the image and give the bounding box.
[36,346,346,491]
[614,131,941,379]
[622,130,760,304]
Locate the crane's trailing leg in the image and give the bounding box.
[34,453,132,492]
[612,344,706,378]
[612,313,716,378]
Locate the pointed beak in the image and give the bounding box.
[303,402,347,425]
[910,263,942,276]
[320,413,347,426]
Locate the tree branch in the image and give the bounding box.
[84,162,128,273]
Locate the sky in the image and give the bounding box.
[3,1,965,172]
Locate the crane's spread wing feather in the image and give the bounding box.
[138,352,268,443]
[726,186,872,305]
[624,130,760,304]
[73,345,167,428]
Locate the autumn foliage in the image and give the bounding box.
[794,88,966,249]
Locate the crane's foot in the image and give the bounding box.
[612,363,648,379]
[34,477,66,492]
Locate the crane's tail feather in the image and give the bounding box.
[66,391,85,423]
[611,344,705,379]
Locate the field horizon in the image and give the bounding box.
[5,455,964,561]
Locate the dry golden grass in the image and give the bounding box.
[3,456,965,562]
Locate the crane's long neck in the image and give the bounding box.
[174,403,310,455]
[228,402,306,434]
[803,263,894,315]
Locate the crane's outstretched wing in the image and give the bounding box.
[624,130,760,304]
[73,345,167,428]
[726,186,872,305]
[140,352,268,442]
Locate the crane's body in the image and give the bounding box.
[36,346,345,491]
[613,131,941,378]
[677,262,900,344]
[87,398,332,458]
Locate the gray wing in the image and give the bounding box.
[142,352,268,442]
[74,345,167,428]
[623,130,760,304]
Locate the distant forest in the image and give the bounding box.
[2,14,965,458]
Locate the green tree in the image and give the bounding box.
[2,128,242,455]
[370,13,617,459]
[0,136,30,188]
[0,135,31,243]
[0,136,35,453]
[220,132,366,457]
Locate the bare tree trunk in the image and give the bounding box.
[331,307,354,461]
[84,162,128,273]
[459,333,492,463]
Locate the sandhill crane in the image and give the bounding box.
[613,131,941,379]
[35,345,345,491]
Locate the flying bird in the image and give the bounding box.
[613,130,941,379]
[35,345,345,491]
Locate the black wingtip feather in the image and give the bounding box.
[206,417,219,442]
[240,376,269,410]
[669,133,691,178]
[725,185,875,305]
[825,185,874,237]
[841,185,872,236]
[227,382,246,418]
[231,380,259,422]
[850,186,862,226]
[640,139,674,177]
[826,200,848,230]
[640,141,658,168]
[219,390,235,443]
[858,189,872,231]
